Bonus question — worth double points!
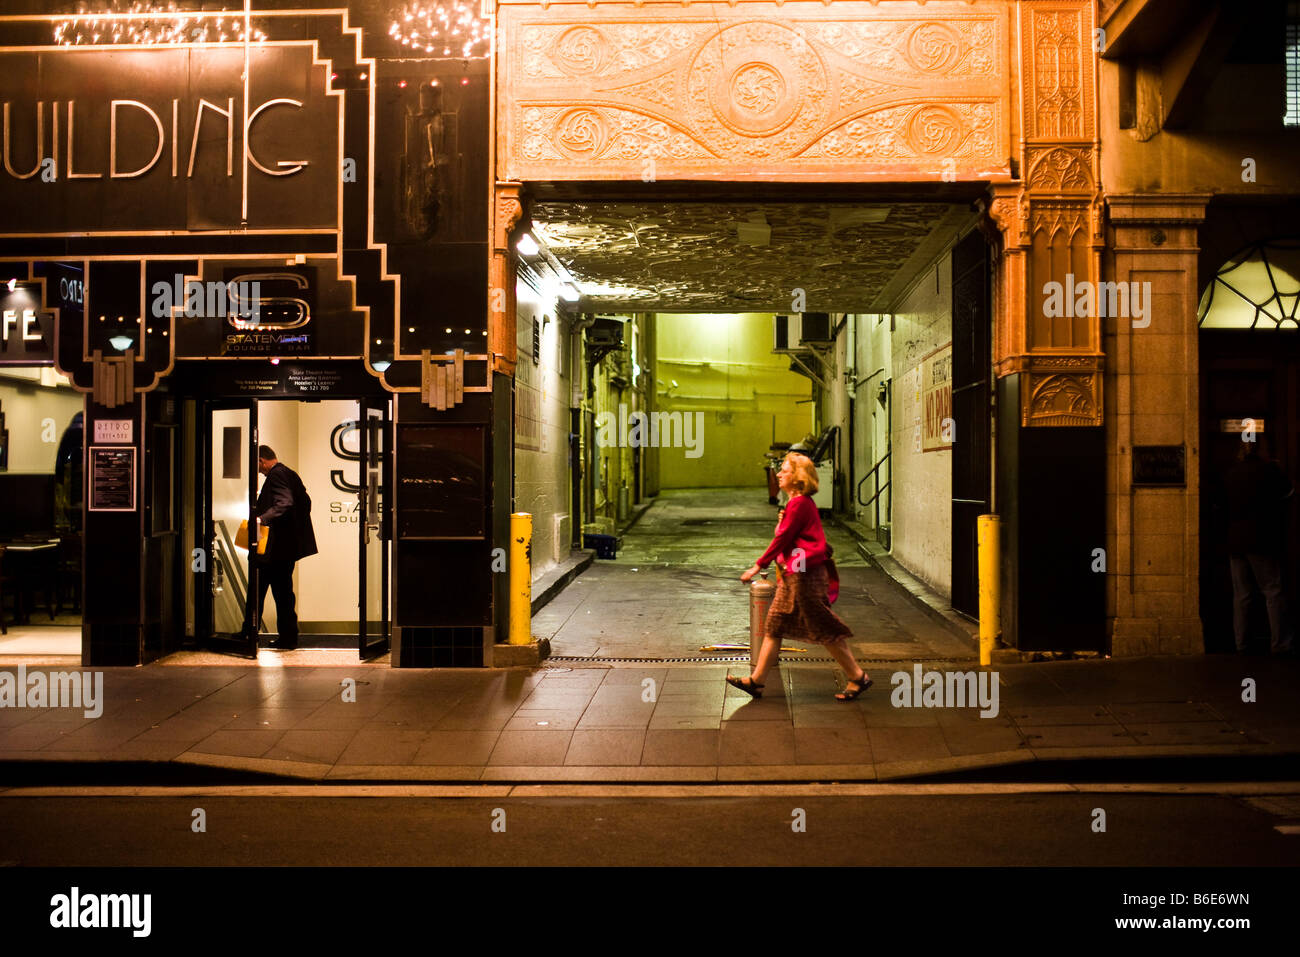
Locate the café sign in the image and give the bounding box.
[0,282,53,364]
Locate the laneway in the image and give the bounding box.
[535,488,974,662]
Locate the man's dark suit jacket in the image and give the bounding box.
[255,463,318,563]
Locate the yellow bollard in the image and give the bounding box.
[510,512,533,646]
[977,514,1001,667]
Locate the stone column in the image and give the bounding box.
[1104,193,1211,655]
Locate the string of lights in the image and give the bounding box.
[389,2,491,59]
[52,3,266,46]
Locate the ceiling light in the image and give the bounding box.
[372,359,392,372]
[516,233,539,257]
[109,335,134,351]
[559,283,581,302]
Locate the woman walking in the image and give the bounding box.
[728,452,870,701]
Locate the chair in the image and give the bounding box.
[56,533,82,614]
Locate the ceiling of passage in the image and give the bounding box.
[529,201,971,313]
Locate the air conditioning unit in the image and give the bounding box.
[774,313,833,351]
[799,312,833,343]
[774,313,800,351]
[587,317,625,348]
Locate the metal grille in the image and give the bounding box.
[1288,2,1300,126]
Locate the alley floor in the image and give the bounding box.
[534,487,973,662]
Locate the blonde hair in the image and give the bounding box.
[785,452,819,495]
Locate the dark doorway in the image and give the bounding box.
[1199,331,1300,652]
[951,229,992,619]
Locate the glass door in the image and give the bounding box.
[358,397,390,659]
[202,400,259,658]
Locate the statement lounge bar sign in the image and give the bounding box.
[1,45,340,232]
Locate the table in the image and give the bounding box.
[0,540,59,626]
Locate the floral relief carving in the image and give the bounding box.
[523,23,704,79]
[808,18,996,76]
[501,4,1009,180]
[801,102,994,161]
[1025,372,1101,427]
[1027,146,1093,192]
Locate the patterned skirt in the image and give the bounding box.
[766,563,853,645]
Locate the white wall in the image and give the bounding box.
[514,276,574,578]
[852,314,893,528]
[210,406,252,634]
[0,370,82,472]
[654,313,811,489]
[291,399,363,624]
[890,255,953,595]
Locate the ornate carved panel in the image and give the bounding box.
[1026,145,1094,193]
[1022,3,1095,140]
[490,183,525,375]
[1023,371,1102,427]
[983,1,1102,426]
[498,2,1012,181]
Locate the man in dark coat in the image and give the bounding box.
[248,444,318,650]
[1225,437,1294,655]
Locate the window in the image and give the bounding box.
[1198,240,1300,329]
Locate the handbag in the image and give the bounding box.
[235,519,269,555]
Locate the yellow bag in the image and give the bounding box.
[235,519,269,555]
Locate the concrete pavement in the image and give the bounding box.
[1,487,1296,784]
[1,652,1296,783]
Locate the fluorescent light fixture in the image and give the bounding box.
[109,335,134,351]
[516,233,539,256]
[559,283,581,302]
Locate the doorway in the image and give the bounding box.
[1199,331,1300,652]
[194,396,391,659]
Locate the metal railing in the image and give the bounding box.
[856,450,892,529]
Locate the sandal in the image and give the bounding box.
[726,674,765,699]
[835,673,872,702]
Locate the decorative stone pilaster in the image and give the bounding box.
[1104,193,1212,656]
[986,0,1105,428]
[490,183,524,377]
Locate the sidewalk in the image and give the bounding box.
[1,654,1297,783]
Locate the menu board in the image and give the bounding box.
[89,446,137,512]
